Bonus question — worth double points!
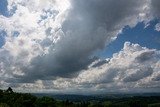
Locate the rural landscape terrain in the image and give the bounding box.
[0,88,160,107]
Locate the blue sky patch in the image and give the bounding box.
[0,0,8,16]
[0,0,17,17]
[96,20,160,58]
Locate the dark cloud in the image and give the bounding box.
[100,68,119,83]
[135,50,155,62]
[151,0,160,17]
[123,67,153,82]
[13,49,98,82]
[71,42,160,94]
[152,74,160,81]
[15,0,148,83]
[1,0,160,89]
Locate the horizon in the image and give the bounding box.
[0,0,160,94]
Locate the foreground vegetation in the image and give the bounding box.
[0,88,160,107]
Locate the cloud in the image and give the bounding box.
[75,42,159,83]
[0,0,70,82]
[151,0,160,17]
[1,42,160,93]
[67,42,160,93]
[155,23,160,31]
[8,0,151,82]
[11,42,159,94]
[0,0,160,93]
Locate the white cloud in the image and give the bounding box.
[3,42,159,94]
[75,42,160,84]
[11,0,152,81]
[0,0,70,82]
[72,42,160,93]
[155,23,160,31]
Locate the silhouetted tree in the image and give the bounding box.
[6,87,13,93]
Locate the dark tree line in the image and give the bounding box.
[0,87,160,107]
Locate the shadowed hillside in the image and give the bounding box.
[0,88,160,107]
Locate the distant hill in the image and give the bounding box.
[1,88,160,107]
[32,93,160,102]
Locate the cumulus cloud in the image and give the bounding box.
[0,0,160,93]
[0,0,70,82]
[155,23,160,31]
[7,0,151,82]
[5,42,159,94]
[50,42,160,93]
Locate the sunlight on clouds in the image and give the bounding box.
[0,0,160,93]
[54,0,71,12]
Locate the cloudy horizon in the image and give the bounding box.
[0,0,160,94]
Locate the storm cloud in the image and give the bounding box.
[12,0,150,82]
[0,0,160,93]
[19,42,160,94]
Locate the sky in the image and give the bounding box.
[0,0,160,94]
